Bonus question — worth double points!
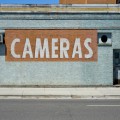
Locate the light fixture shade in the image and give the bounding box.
[98,33,112,46]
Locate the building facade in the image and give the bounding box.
[0,4,120,86]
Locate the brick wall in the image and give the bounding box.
[59,0,116,4]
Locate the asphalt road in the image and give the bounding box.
[0,99,120,120]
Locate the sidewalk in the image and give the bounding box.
[0,87,120,99]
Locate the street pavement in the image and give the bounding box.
[0,99,120,120]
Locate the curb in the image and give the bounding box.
[0,87,120,99]
[1,95,120,99]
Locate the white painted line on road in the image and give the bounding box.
[87,105,120,107]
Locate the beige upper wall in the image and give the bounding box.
[59,0,116,4]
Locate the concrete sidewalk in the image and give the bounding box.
[0,87,120,99]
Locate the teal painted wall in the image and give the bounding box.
[0,12,119,86]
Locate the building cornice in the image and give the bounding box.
[0,4,120,13]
